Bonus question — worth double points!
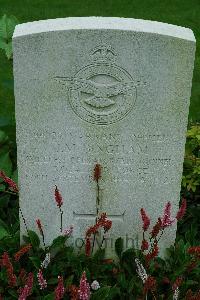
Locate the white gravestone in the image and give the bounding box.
[13,17,195,255]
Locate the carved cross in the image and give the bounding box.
[73,210,125,222]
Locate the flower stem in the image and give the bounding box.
[100,233,106,249]
[92,179,100,254]
[19,206,29,236]
[151,291,157,300]
[156,229,164,243]
[92,221,97,254]
[59,207,63,233]
[41,232,46,248]
[2,190,18,196]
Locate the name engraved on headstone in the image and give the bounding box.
[22,128,174,186]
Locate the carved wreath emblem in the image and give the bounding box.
[55,45,137,125]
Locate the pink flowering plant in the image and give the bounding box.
[0,162,199,300]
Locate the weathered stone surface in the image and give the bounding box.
[13,17,196,255]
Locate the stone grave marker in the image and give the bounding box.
[13,17,196,255]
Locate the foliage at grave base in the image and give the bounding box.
[0,227,199,299]
[0,171,199,299]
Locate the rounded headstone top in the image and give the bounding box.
[13,17,195,42]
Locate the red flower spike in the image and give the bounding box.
[140,208,150,231]
[152,242,159,256]
[162,277,170,285]
[85,238,91,257]
[145,242,159,265]
[36,219,43,236]
[14,243,32,261]
[141,239,149,251]
[187,246,200,259]
[172,276,183,291]
[103,220,112,232]
[112,267,119,275]
[102,259,113,264]
[37,269,47,290]
[0,170,18,192]
[54,186,63,208]
[18,268,27,283]
[55,276,65,300]
[187,260,197,273]
[176,198,187,220]
[151,217,162,238]
[78,271,90,300]
[86,224,99,237]
[85,213,112,238]
[143,276,157,293]
[1,252,17,287]
[161,201,175,228]
[186,289,200,300]
[97,212,106,224]
[18,272,34,300]
[154,262,160,270]
[93,164,101,182]
[68,285,79,300]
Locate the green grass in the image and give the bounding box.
[0,0,200,137]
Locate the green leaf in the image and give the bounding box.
[66,274,74,288]
[50,235,67,250]
[0,39,6,50]
[8,289,18,298]
[128,277,136,293]
[0,151,12,176]
[0,14,19,59]
[93,248,105,261]
[29,256,41,268]
[91,287,111,300]
[43,293,54,300]
[0,218,9,231]
[115,237,123,258]
[108,286,120,298]
[0,225,9,240]
[91,287,120,300]
[0,130,8,144]
[28,230,40,248]
[118,272,127,290]
[196,134,200,140]
[11,169,18,184]
[0,15,18,39]
[0,194,9,207]
[185,279,199,286]
[47,277,60,284]
[4,41,13,59]
[0,184,5,191]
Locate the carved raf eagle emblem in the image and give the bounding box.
[54,45,139,125]
[54,77,136,110]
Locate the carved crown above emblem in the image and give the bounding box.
[90,44,116,62]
